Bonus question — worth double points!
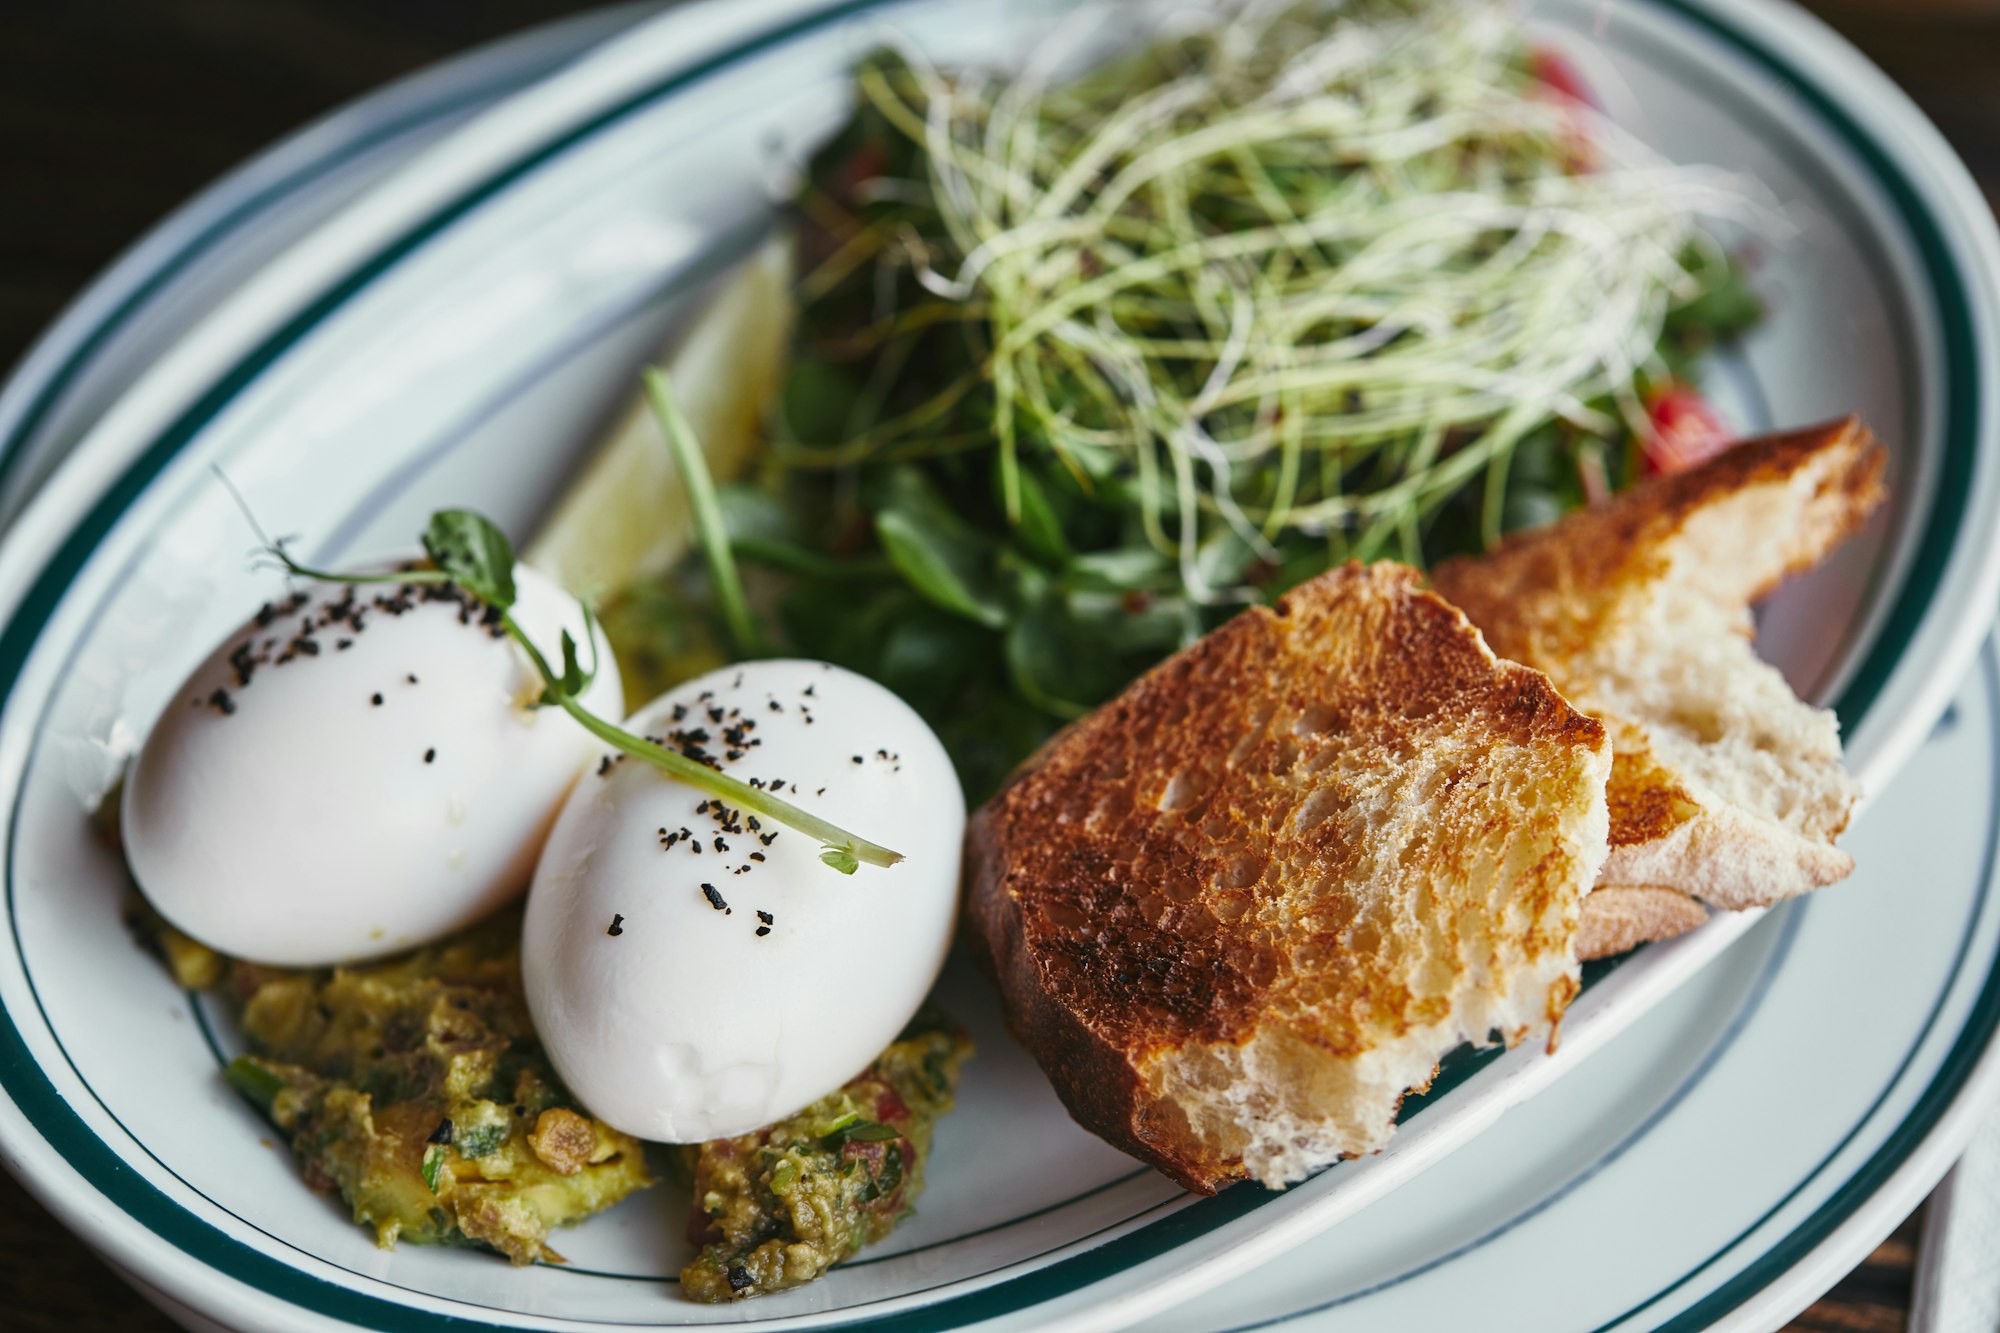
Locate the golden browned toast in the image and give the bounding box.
[966,563,1611,1192]
[1433,417,1886,919]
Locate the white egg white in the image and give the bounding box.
[522,660,964,1143]
[123,561,621,966]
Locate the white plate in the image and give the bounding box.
[0,1,1997,1331]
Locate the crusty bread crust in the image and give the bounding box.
[966,563,1611,1191]
[1577,886,1709,961]
[1432,417,1885,911]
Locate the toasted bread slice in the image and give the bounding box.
[966,563,1611,1192]
[1577,886,1708,961]
[1431,417,1885,912]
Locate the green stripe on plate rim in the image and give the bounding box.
[0,0,1985,1329]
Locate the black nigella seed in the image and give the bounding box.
[371,693,383,706]
[700,883,729,913]
[851,755,863,765]
[424,748,436,764]
[756,910,773,925]
[607,913,625,937]
[754,925,772,938]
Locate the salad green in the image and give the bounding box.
[604,0,1765,800]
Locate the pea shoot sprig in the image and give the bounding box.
[231,489,901,875]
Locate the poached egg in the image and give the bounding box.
[123,561,621,966]
[522,660,963,1142]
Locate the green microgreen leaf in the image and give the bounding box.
[821,846,861,875]
[869,468,1008,628]
[422,509,518,610]
[421,1144,446,1193]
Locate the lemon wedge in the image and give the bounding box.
[527,236,794,598]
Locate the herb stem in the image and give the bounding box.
[499,609,903,871]
[646,370,761,659]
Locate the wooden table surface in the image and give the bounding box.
[3,2,1997,1329]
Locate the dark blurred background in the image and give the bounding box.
[2,2,1997,1329]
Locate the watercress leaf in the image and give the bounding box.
[1068,547,1171,592]
[1064,588,1194,656]
[423,510,517,609]
[1194,529,1259,590]
[778,356,864,447]
[1004,461,1070,566]
[716,484,797,545]
[875,507,1009,628]
[1004,604,1092,721]
[821,846,861,875]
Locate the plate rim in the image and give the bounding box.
[0,0,1997,1329]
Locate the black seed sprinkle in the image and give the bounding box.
[427,1118,454,1146]
[208,688,236,716]
[336,638,353,651]
[759,832,777,846]
[754,925,772,938]
[713,836,728,853]
[700,883,729,913]
[756,911,773,925]
[371,693,383,706]
[607,914,625,937]
[423,748,436,764]
[749,852,766,863]
[407,673,419,684]
[851,755,863,765]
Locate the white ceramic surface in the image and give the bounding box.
[0,1,1997,1331]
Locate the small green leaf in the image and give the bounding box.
[1006,462,1071,566]
[422,510,518,609]
[1067,547,1170,592]
[421,1144,445,1193]
[821,846,861,875]
[875,509,1008,628]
